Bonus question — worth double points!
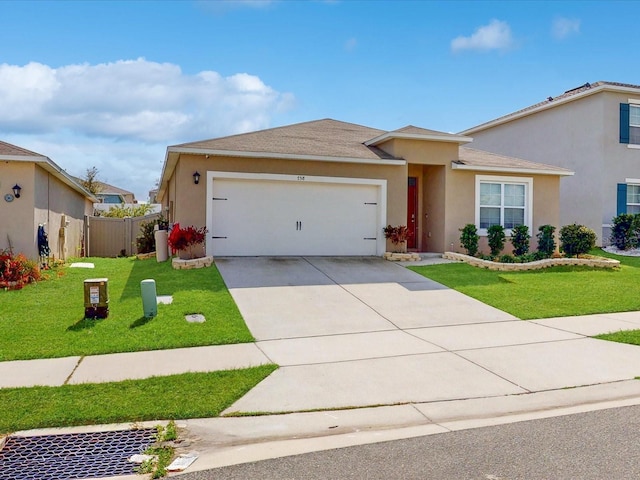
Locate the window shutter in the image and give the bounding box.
[617,183,627,215]
[620,103,630,144]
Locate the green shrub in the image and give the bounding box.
[499,254,516,263]
[487,225,506,257]
[101,204,154,218]
[136,221,157,254]
[559,223,596,257]
[459,224,479,256]
[510,225,530,256]
[536,224,556,258]
[517,252,544,263]
[610,213,640,250]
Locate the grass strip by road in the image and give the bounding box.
[595,330,640,346]
[0,365,277,434]
[409,249,640,320]
[0,257,253,361]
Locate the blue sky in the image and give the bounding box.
[1,0,638,201]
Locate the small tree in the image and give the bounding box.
[536,224,556,258]
[459,224,479,256]
[487,225,506,257]
[511,225,530,256]
[136,220,157,254]
[79,166,103,195]
[559,223,596,257]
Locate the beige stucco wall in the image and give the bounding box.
[0,161,91,260]
[34,165,93,260]
[164,153,408,237]
[445,170,561,255]
[0,162,35,256]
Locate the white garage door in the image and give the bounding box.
[209,176,382,256]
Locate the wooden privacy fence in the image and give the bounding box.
[84,213,160,257]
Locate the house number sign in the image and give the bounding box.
[297,176,305,181]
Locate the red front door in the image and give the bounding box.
[407,177,417,249]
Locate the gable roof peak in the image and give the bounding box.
[0,140,47,158]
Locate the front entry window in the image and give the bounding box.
[476,175,532,235]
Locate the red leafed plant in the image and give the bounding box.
[168,223,208,259]
[0,250,41,290]
[383,225,412,245]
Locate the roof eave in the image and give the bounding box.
[167,146,405,165]
[451,162,574,176]
[2,154,98,201]
[365,131,473,146]
[461,83,640,135]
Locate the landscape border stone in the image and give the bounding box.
[442,252,620,271]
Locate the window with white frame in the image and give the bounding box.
[627,184,640,214]
[620,102,640,145]
[475,175,532,235]
[630,105,640,144]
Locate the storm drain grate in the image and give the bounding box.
[0,428,157,480]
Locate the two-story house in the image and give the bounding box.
[461,81,640,245]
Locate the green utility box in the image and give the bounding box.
[84,278,109,319]
[141,279,158,318]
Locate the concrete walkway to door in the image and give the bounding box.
[215,256,640,414]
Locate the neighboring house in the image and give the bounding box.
[461,81,640,245]
[0,141,97,260]
[157,119,572,256]
[72,178,136,204]
[94,182,136,204]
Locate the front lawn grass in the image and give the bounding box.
[0,257,253,361]
[0,365,277,434]
[409,249,640,320]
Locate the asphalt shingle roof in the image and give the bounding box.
[0,140,46,158]
[457,147,572,174]
[465,81,640,133]
[174,119,397,160]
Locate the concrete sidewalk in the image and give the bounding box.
[4,255,640,477]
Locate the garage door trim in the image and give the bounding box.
[205,171,387,256]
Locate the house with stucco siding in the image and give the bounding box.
[157,119,572,256]
[0,141,96,261]
[461,81,640,245]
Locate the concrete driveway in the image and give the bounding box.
[215,256,640,414]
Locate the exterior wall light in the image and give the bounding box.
[193,171,201,185]
[12,184,21,198]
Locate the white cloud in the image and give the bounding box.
[0,59,294,200]
[552,17,581,40]
[451,19,514,53]
[0,59,291,142]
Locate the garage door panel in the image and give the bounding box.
[211,178,381,256]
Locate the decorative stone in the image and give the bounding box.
[383,252,421,262]
[185,314,206,323]
[171,256,214,270]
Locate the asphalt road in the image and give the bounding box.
[179,405,640,479]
